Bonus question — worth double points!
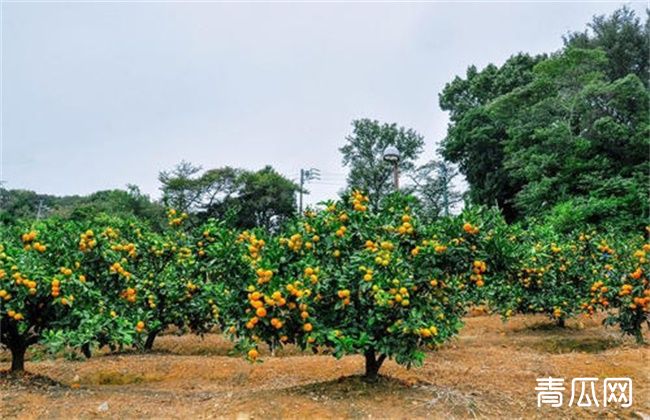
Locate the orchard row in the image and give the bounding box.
[1,192,648,376]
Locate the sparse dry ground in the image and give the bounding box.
[1,314,649,419]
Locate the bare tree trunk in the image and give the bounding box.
[364,348,387,380]
[81,343,92,358]
[10,345,26,372]
[144,330,159,351]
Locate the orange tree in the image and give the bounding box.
[128,210,223,350]
[224,191,492,379]
[72,211,222,353]
[583,229,650,343]
[0,220,101,371]
[485,224,600,327]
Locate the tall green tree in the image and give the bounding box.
[563,6,649,85]
[440,7,649,227]
[440,53,544,220]
[340,119,424,204]
[232,166,299,230]
[159,163,298,230]
[158,161,205,213]
[410,160,462,219]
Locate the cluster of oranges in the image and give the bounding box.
[21,231,37,243]
[256,268,274,285]
[470,260,487,287]
[583,280,609,313]
[51,279,61,297]
[335,225,347,238]
[376,284,411,308]
[79,230,97,252]
[364,240,378,252]
[597,241,614,255]
[27,242,46,253]
[518,266,544,289]
[634,244,649,263]
[463,222,479,235]
[270,317,284,329]
[279,233,302,253]
[100,227,118,241]
[135,320,145,333]
[21,231,47,253]
[147,293,157,309]
[337,289,351,305]
[111,242,137,258]
[60,295,74,306]
[196,240,207,257]
[630,293,650,310]
[120,287,137,303]
[6,310,24,321]
[109,262,131,279]
[303,267,319,284]
[238,231,265,260]
[373,249,391,267]
[396,214,414,235]
[392,286,411,307]
[418,325,438,338]
[423,239,448,254]
[351,190,369,212]
[185,281,199,298]
[286,281,310,299]
[177,246,193,261]
[245,290,287,329]
[0,289,11,301]
[209,300,219,318]
[360,266,374,282]
[167,209,188,226]
[12,272,38,296]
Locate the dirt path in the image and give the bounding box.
[1,314,648,419]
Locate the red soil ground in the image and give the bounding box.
[1,314,649,419]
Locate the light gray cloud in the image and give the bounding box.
[2,1,645,206]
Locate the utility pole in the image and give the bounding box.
[36,199,44,220]
[299,168,320,213]
[441,163,449,216]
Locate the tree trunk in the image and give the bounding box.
[11,345,26,372]
[557,317,565,328]
[364,349,386,381]
[81,343,92,359]
[635,330,644,345]
[634,320,645,345]
[144,330,159,351]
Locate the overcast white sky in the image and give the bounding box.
[1,1,646,206]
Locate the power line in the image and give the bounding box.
[299,168,321,213]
